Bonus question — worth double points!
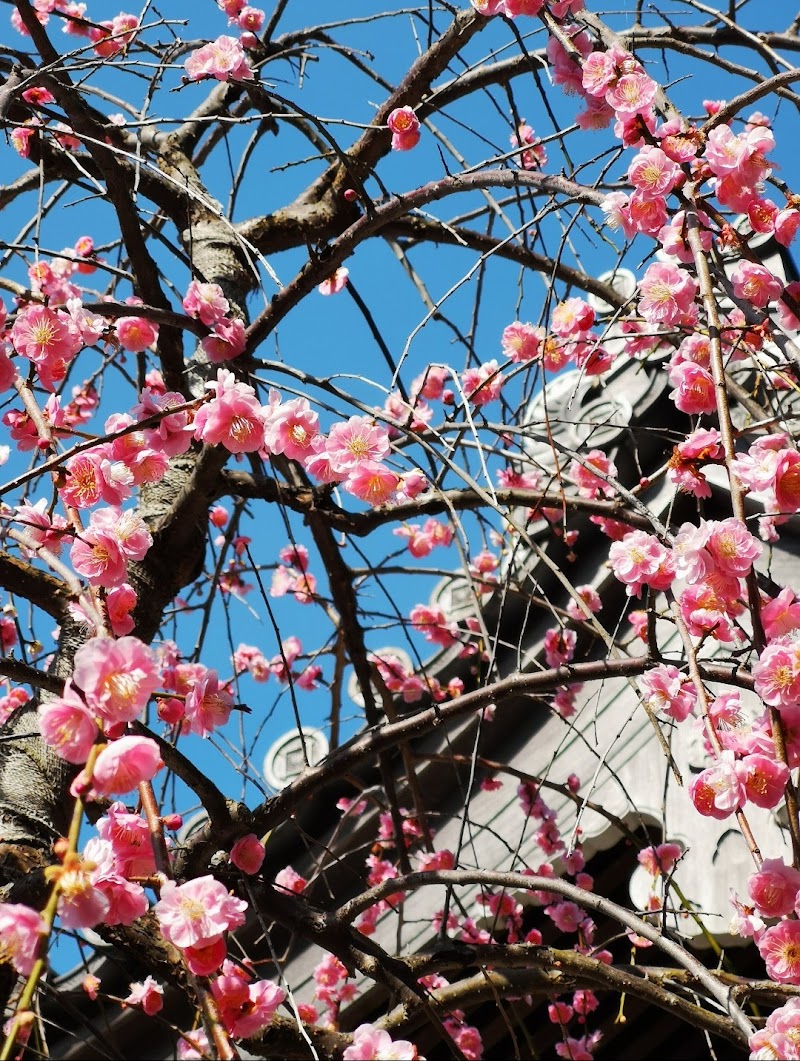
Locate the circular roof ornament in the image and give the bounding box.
[523,368,633,461]
[263,727,329,791]
[587,268,637,317]
[347,647,415,708]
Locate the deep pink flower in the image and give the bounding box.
[627,145,681,199]
[11,304,82,363]
[778,282,800,331]
[89,13,138,57]
[742,753,790,809]
[326,416,390,473]
[569,449,617,499]
[106,583,137,636]
[608,531,675,596]
[134,388,194,457]
[775,449,800,513]
[748,858,800,918]
[606,71,657,116]
[759,920,800,984]
[470,0,506,15]
[54,857,111,930]
[230,834,265,875]
[754,638,800,711]
[184,936,229,976]
[762,588,800,640]
[543,628,576,668]
[668,361,716,415]
[510,120,546,168]
[552,298,594,337]
[705,518,762,577]
[410,603,459,647]
[461,360,503,405]
[211,961,285,1037]
[124,976,164,1015]
[70,529,127,587]
[387,107,420,151]
[264,397,320,460]
[116,313,158,353]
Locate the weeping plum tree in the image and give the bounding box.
[2,0,800,1058]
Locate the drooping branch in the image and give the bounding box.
[333,868,756,1041]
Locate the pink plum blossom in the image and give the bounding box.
[39,685,98,763]
[668,361,716,415]
[326,416,390,473]
[264,397,320,461]
[182,280,230,326]
[639,664,696,722]
[183,669,234,737]
[741,753,790,809]
[638,262,697,325]
[410,604,459,647]
[501,321,544,362]
[730,260,783,308]
[689,753,746,819]
[461,360,503,405]
[511,120,546,168]
[343,1024,420,1060]
[345,462,399,505]
[72,636,161,724]
[759,920,800,984]
[0,903,46,975]
[124,976,164,1015]
[201,317,246,363]
[194,369,265,453]
[318,267,349,295]
[637,842,683,876]
[91,736,163,796]
[211,961,285,1037]
[608,531,675,596]
[185,35,254,82]
[754,638,800,711]
[568,450,617,499]
[387,107,420,151]
[155,875,247,949]
[116,309,159,353]
[748,858,800,919]
[229,834,265,875]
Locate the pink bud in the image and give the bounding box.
[230,833,265,875]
